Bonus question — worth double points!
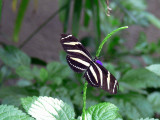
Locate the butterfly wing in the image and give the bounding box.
[84,61,119,94]
[60,34,92,73]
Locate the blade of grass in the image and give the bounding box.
[58,0,71,33]
[91,0,101,49]
[83,0,91,27]
[72,0,82,37]
[13,0,30,42]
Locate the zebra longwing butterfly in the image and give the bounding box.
[60,34,119,94]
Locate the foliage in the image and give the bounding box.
[0,0,160,120]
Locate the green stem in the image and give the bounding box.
[82,26,128,119]
[82,81,88,120]
[96,26,128,57]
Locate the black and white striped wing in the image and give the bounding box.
[84,61,119,94]
[60,34,92,73]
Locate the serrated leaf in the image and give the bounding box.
[146,64,160,76]
[16,66,33,80]
[13,0,30,42]
[21,96,75,120]
[139,118,159,120]
[109,94,154,119]
[85,102,121,120]
[148,92,160,113]
[0,46,30,68]
[0,105,34,120]
[121,68,160,89]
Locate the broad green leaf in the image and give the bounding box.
[39,68,48,82]
[72,0,82,36]
[13,0,30,42]
[83,0,92,27]
[0,105,34,120]
[146,64,160,76]
[0,46,30,68]
[21,96,75,120]
[148,92,160,113]
[85,102,122,120]
[139,118,159,120]
[47,61,70,85]
[17,79,32,87]
[16,66,33,80]
[121,68,160,89]
[109,94,154,119]
[2,95,25,107]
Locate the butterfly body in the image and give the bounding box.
[60,34,119,94]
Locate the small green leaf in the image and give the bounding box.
[13,0,30,42]
[21,96,75,120]
[148,92,160,113]
[0,46,30,68]
[39,68,48,82]
[2,95,25,107]
[72,0,82,36]
[39,86,52,96]
[85,102,121,120]
[17,79,32,87]
[109,94,154,119]
[146,64,160,76]
[0,105,34,120]
[16,66,33,80]
[121,68,160,89]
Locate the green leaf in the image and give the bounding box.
[109,94,154,119]
[121,68,160,89]
[0,105,34,120]
[2,95,25,107]
[85,102,122,120]
[139,118,159,120]
[146,13,160,29]
[148,92,160,113]
[13,0,30,42]
[91,0,101,47]
[72,0,82,36]
[146,64,160,76]
[0,46,30,68]
[39,86,52,96]
[39,68,48,82]
[21,96,75,120]
[83,0,91,27]
[17,79,32,87]
[16,66,33,80]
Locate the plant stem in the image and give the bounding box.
[19,3,67,48]
[96,26,128,57]
[82,81,88,120]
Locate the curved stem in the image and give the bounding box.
[96,26,128,57]
[82,81,88,120]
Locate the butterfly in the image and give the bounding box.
[60,34,119,94]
